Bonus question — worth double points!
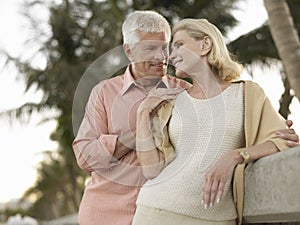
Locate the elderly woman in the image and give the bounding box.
[133,18,298,225]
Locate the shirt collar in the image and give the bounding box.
[120,64,169,96]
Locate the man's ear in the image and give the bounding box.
[200,36,212,56]
[123,44,134,61]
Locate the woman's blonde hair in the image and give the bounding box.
[172,18,242,81]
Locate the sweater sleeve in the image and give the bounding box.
[244,80,289,151]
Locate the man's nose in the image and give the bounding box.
[154,48,168,61]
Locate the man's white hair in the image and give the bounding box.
[122,10,171,47]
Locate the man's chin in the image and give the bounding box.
[150,68,167,77]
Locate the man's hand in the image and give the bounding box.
[112,130,136,161]
[276,120,299,147]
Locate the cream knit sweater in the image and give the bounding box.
[136,83,245,221]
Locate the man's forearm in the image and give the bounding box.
[112,140,133,160]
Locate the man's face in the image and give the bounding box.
[127,31,169,79]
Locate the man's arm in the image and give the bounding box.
[113,130,136,161]
[72,84,124,172]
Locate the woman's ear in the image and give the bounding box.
[200,36,212,56]
[123,44,134,61]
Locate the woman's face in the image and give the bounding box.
[170,30,209,79]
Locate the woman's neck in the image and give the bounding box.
[188,72,230,99]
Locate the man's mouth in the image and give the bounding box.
[150,62,167,67]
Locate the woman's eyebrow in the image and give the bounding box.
[172,40,182,46]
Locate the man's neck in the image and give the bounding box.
[136,77,161,91]
[130,65,162,91]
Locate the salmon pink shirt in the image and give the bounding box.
[72,65,189,225]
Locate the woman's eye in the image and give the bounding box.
[174,43,183,49]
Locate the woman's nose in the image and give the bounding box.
[169,50,176,64]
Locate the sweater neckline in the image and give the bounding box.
[183,83,235,102]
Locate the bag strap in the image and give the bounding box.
[233,163,246,225]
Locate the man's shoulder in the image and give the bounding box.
[105,73,125,83]
[95,74,124,87]
[88,74,125,98]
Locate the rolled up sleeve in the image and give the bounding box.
[72,83,120,172]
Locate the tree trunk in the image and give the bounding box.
[279,75,293,118]
[264,0,300,100]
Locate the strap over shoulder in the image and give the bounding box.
[151,100,176,165]
[233,164,246,225]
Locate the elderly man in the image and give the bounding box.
[72,10,189,225]
[73,10,299,225]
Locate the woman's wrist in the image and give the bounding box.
[233,149,245,165]
[238,148,250,164]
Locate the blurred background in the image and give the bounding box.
[0,0,299,223]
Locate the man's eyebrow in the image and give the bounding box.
[143,42,161,46]
[141,43,157,48]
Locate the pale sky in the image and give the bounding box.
[0,0,299,203]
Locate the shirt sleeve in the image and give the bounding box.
[72,83,119,173]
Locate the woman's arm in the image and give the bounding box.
[202,82,299,208]
[202,140,279,209]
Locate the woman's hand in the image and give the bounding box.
[202,150,242,208]
[136,99,166,179]
[137,87,182,114]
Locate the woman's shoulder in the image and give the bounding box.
[232,79,265,95]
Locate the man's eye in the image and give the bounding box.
[144,46,156,51]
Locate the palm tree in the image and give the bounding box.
[229,0,300,118]
[264,0,300,100]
